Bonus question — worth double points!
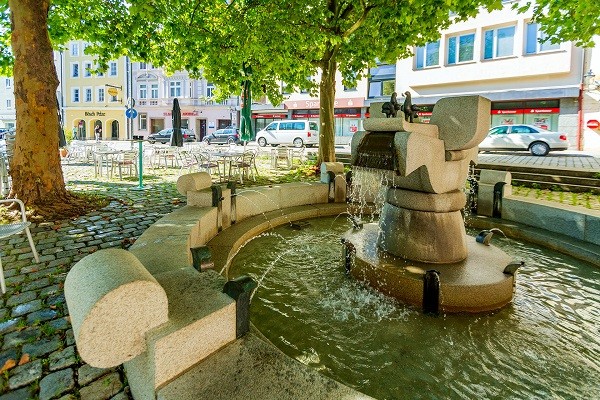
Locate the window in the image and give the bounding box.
[368,64,396,98]
[83,62,92,77]
[169,81,182,97]
[109,62,117,76]
[70,42,79,56]
[415,41,440,69]
[189,82,193,97]
[206,83,215,98]
[110,94,118,102]
[151,83,159,99]
[84,88,92,102]
[96,66,104,77]
[6,99,12,109]
[447,33,475,64]
[139,84,147,99]
[5,78,11,88]
[83,42,91,53]
[72,88,80,102]
[139,62,147,69]
[139,113,148,130]
[71,62,79,78]
[525,23,560,54]
[484,26,515,59]
[97,87,105,102]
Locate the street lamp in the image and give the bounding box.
[583,69,599,92]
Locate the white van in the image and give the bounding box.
[256,120,319,147]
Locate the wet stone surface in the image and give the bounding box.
[0,163,185,398]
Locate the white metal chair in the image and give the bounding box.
[0,198,40,293]
[112,151,138,179]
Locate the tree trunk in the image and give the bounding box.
[318,51,337,165]
[8,0,77,217]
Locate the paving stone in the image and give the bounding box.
[21,278,51,292]
[26,309,58,325]
[7,360,42,390]
[76,365,114,386]
[2,328,41,350]
[65,330,75,347]
[5,291,37,307]
[78,372,122,400]
[40,285,62,297]
[10,300,43,318]
[0,349,18,370]
[0,386,33,400]
[49,346,77,372]
[109,391,130,400]
[48,317,70,331]
[22,337,61,358]
[39,368,75,400]
[0,309,7,321]
[0,318,22,336]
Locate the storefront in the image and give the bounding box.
[252,113,289,133]
[283,97,365,139]
[490,100,560,130]
[66,109,125,141]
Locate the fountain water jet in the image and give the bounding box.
[344,95,521,313]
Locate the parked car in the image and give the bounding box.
[479,124,569,156]
[202,128,240,145]
[256,120,319,148]
[147,128,196,144]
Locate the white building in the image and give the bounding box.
[0,77,15,130]
[131,63,240,141]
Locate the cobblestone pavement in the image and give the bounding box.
[1,163,185,399]
[477,150,600,171]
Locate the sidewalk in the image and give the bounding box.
[477,150,600,172]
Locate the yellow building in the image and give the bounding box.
[58,41,128,141]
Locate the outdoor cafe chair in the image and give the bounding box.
[0,198,40,294]
[231,150,257,184]
[196,152,222,180]
[112,151,138,179]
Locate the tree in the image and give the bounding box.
[517,0,600,47]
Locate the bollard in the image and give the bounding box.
[493,182,506,218]
[211,184,224,232]
[423,270,441,315]
[190,246,214,271]
[227,181,237,225]
[327,171,336,203]
[223,276,258,338]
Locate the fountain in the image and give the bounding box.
[343,95,521,313]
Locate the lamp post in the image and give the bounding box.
[584,69,599,92]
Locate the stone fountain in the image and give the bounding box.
[344,95,521,313]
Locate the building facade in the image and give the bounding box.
[0,77,15,130]
[131,63,239,141]
[57,41,129,141]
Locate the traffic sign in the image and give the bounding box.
[587,119,599,129]
[125,108,138,119]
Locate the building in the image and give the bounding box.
[57,41,129,141]
[0,77,15,130]
[131,63,239,141]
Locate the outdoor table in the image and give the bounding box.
[93,149,124,177]
[211,151,242,182]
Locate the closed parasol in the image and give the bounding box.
[170,98,183,147]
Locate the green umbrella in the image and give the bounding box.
[240,63,254,143]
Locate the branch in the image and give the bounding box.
[342,2,375,40]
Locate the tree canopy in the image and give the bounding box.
[0,0,598,218]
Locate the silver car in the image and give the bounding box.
[479,124,569,156]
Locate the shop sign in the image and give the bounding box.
[587,119,600,129]
[252,113,288,119]
[84,111,106,116]
[284,97,364,109]
[163,111,199,116]
[491,109,523,115]
[525,108,559,114]
[417,112,433,117]
[292,113,319,119]
[336,113,360,118]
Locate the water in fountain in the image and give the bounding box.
[227,216,600,400]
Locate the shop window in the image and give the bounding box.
[484,26,515,59]
[415,41,440,69]
[525,23,560,54]
[447,33,475,64]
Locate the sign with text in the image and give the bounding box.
[283,97,364,109]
